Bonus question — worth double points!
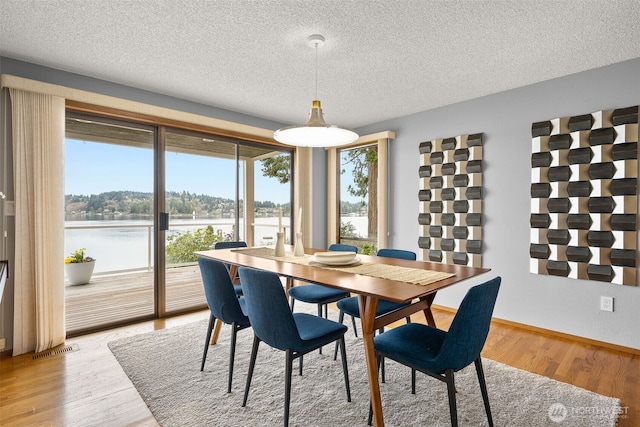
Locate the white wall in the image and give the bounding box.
[356,58,640,349]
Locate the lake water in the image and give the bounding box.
[65,216,368,273]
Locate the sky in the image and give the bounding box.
[65,139,359,204]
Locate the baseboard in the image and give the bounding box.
[431,304,640,356]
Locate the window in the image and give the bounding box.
[327,132,394,253]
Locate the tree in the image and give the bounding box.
[260,155,290,184]
[259,149,379,238]
[341,147,378,238]
[165,226,225,264]
[340,221,357,237]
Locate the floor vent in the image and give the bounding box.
[32,343,79,360]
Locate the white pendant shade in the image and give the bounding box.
[274,100,359,147]
[274,35,359,148]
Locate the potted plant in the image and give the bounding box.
[64,248,96,285]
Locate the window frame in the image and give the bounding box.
[327,131,394,250]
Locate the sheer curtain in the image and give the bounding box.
[9,88,65,355]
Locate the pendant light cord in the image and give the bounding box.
[307,34,324,102]
[314,41,318,100]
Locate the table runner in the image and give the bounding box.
[232,247,454,286]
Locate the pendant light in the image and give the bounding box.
[274,34,359,147]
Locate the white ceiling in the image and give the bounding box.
[1,0,640,129]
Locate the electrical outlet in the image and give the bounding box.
[600,296,614,312]
[0,337,6,351]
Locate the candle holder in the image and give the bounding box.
[275,232,285,257]
[293,232,305,257]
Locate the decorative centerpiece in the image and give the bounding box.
[275,208,285,257]
[64,248,96,285]
[293,207,305,256]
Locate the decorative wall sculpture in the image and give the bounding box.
[418,133,483,267]
[530,106,639,285]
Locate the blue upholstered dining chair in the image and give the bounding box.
[287,243,357,318]
[214,240,247,296]
[238,267,351,427]
[197,256,251,393]
[369,276,501,427]
[333,248,417,380]
[336,248,417,338]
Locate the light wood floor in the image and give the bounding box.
[1,307,638,426]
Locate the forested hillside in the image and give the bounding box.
[65,191,281,217]
[65,191,366,217]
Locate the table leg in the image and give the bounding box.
[229,265,240,284]
[421,293,437,327]
[359,295,384,426]
[210,318,222,345]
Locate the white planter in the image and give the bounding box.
[65,261,95,285]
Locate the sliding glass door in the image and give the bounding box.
[163,130,240,313]
[64,114,156,333]
[161,130,294,314]
[64,113,294,332]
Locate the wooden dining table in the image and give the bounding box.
[195,246,490,426]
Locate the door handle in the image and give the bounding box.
[159,212,169,231]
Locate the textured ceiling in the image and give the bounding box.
[1,0,640,129]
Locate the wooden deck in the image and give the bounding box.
[65,265,206,334]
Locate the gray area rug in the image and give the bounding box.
[108,305,620,427]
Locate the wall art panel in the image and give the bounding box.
[418,133,483,267]
[530,106,639,285]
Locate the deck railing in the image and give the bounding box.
[64,221,289,276]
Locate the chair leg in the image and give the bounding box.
[333,310,345,361]
[200,313,215,371]
[411,368,416,394]
[284,350,294,427]
[290,298,295,312]
[299,355,303,375]
[445,369,458,427]
[338,337,351,402]
[378,328,386,384]
[317,304,323,354]
[227,322,239,393]
[475,358,494,427]
[351,315,358,337]
[242,335,260,407]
